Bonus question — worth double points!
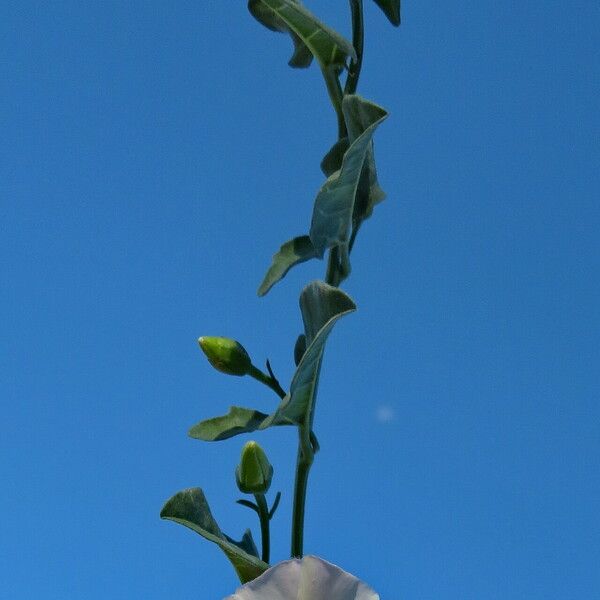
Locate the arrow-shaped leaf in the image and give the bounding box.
[189,407,274,442]
[160,488,269,583]
[342,95,387,234]
[258,236,319,297]
[248,0,357,70]
[372,0,401,26]
[309,96,388,257]
[262,282,356,427]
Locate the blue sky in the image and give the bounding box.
[1,1,599,598]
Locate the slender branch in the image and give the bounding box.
[249,364,286,399]
[322,68,347,139]
[290,0,366,560]
[325,246,342,286]
[344,0,365,96]
[255,493,271,563]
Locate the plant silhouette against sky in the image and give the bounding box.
[161,0,401,592]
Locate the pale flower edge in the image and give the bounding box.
[224,555,380,600]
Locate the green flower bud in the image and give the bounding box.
[236,441,273,495]
[198,337,252,376]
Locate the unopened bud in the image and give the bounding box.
[198,337,252,376]
[236,441,273,495]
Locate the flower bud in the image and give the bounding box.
[236,441,273,495]
[198,337,252,376]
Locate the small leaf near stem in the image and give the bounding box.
[236,498,260,514]
[268,491,282,519]
[309,431,320,454]
[265,360,283,392]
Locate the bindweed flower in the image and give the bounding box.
[224,555,380,600]
[236,441,273,495]
[198,336,252,376]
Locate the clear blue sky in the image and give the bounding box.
[2,2,599,598]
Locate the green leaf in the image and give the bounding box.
[160,488,269,583]
[372,0,401,26]
[188,406,273,442]
[248,0,357,70]
[342,95,387,233]
[300,281,356,345]
[320,137,349,177]
[343,95,388,144]
[258,236,319,297]
[262,282,356,427]
[225,529,261,560]
[248,0,312,67]
[309,96,388,257]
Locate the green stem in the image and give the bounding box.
[325,246,341,286]
[322,68,347,139]
[344,0,365,96]
[290,425,314,558]
[290,0,365,561]
[325,1,365,288]
[255,493,271,563]
[249,364,286,399]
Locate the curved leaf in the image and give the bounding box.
[248,0,312,67]
[372,0,401,26]
[309,96,388,257]
[258,236,319,297]
[248,0,356,70]
[320,137,349,177]
[160,488,269,583]
[342,95,388,143]
[299,280,356,345]
[188,407,272,442]
[262,282,356,427]
[342,95,387,232]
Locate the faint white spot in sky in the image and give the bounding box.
[375,405,395,423]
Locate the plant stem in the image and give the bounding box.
[325,246,342,286]
[254,493,271,563]
[290,425,314,558]
[249,364,286,399]
[344,0,365,96]
[322,68,347,139]
[289,2,366,559]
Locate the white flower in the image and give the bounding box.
[224,555,380,600]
